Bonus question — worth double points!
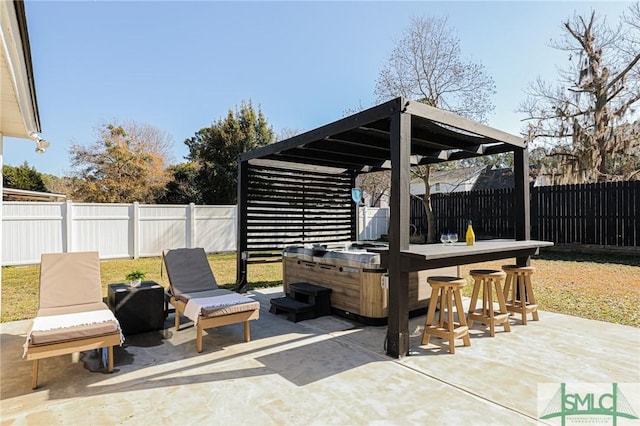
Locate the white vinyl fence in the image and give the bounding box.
[359,206,389,241]
[2,202,389,266]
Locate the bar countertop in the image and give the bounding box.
[370,239,554,271]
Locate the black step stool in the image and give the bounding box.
[269,297,315,323]
[270,282,332,323]
[289,282,332,317]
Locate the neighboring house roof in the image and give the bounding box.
[472,167,514,191]
[411,165,527,194]
[1,0,41,138]
[411,165,485,195]
[2,187,66,202]
[428,166,486,185]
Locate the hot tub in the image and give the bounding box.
[282,244,456,325]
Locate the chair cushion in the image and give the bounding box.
[175,289,259,318]
[37,302,110,317]
[173,288,233,303]
[163,248,219,297]
[201,299,260,318]
[28,322,119,346]
[39,252,102,309]
[29,303,120,346]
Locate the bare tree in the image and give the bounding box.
[519,4,640,183]
[276,127,302,142]
[375,16,496,242]
[357,171,390,207]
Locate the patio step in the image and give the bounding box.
[270,282,332,323]
[269,297,315,323]
[289,282,332,317]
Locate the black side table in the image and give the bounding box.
[108,281,165,335]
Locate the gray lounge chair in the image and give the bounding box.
[24,251,123,389]
[162,248,260,353]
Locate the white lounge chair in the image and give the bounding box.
[24,252,123,389]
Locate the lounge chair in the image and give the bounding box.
[162,248,260,353]
[23,251,123,389]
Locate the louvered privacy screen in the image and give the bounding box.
[244,164,354,256]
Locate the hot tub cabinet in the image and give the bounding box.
[282,246,455,325]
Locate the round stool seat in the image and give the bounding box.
[502,264,536,273]
[427,276,466,288]
[470,269,507,278]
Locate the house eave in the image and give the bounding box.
[1,0,41,139]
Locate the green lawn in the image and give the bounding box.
[1,253,282,323]
[2,251,639,327]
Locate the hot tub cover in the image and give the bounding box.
[283,244,382,268]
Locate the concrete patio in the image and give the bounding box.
[2,286,639,425]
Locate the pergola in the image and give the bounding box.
[237,97,531,358]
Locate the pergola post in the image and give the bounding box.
[513,147,531,266]
[236,159,249,292]
[386,106,411,358]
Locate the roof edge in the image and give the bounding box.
[14,0,40,133]
[1,0,41,136]
[239,97,406,163]
[404,100,524,148]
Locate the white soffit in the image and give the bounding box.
[0,1,39,138]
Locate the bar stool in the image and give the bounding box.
[502,264,539,324]
[421,276,470,354]
[467,269,511,336]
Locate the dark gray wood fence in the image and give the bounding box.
[412,181,639,247]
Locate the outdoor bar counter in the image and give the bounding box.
[369,239,554,272]
[282,244,457,325]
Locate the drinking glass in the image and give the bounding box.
[440,233,449,244]
[449,233,458,243]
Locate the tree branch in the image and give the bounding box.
[606,52,640,91]
[612,91,640,116]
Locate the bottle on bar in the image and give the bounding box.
[466,220,475,246]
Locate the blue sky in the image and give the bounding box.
[3,1,633,176]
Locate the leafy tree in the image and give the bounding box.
[3,162,46,192]
[375,16,496,242]
[156,162,202,204]
[185,100,274,204]
[519,4,640,183]
[68,121,171,202]
[41,174,74,197]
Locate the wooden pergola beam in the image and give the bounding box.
[405,101,526,148]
